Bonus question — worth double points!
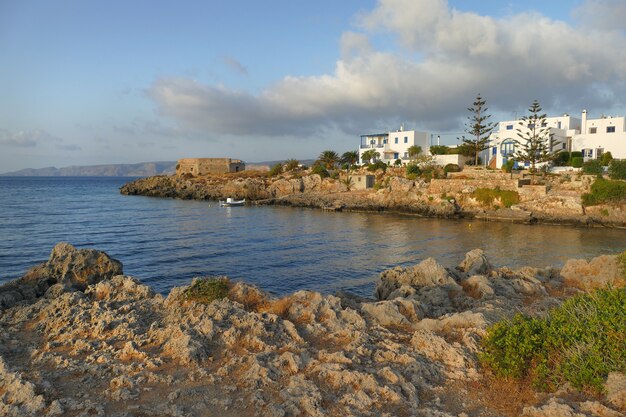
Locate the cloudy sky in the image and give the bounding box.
[1,0,626,171]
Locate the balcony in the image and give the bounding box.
[360,144,385,149]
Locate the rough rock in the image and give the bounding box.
[0,242,122,309]
[605,372,626,411]
[457,249,491,276]
[560,255,625,290]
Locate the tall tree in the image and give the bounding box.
[341,151,359,168]
[514,100,559,183]
[318,150,340,170]
[461,94,495,165]
[407,145,422,160]
[361,149,380,165]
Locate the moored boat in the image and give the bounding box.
[219,197,245,207]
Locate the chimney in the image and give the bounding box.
[581,109,587,134]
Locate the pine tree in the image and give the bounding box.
[513,100,559,183]
[461,94,495,166]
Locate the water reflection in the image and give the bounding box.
[0,177,624,297]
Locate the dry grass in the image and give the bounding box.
[464,374,541,416]
[257,297,293,318]
[460,279,483,299]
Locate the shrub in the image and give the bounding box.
[444,163,461,174]
[554,151,570,166]
[406,163,421,180]
[182,277,230,304]
[480,287,626,393]
[609,160,626,180]
[581,177,626,206]
[367,160,387,172]
[502,159,515,173]
[570,151,583,160]
[429,145,451,155]
[571,157,584,168]
[394,158,403,166]
[600,152,613,167]
[582,159,604,175]
[471,187,520,208]
[311,164,329,178]
[284,159,300,171]
[269,163,283,176]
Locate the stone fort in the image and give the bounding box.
[176,158,245,176]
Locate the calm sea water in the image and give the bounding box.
[0,177,624,297]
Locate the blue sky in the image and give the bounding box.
[1,0,625,171]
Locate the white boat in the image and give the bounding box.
[219,197,246,207]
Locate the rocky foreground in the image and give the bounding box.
[119,170,626,227]
[1,243,625,417]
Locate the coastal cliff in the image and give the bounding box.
[120,169,626,227]
[1,243,624,416]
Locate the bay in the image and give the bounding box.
[0,176,624,297]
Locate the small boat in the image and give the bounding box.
[219,197,245,207]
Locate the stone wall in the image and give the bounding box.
[518,185,548,201]
[428,178,518,195]
[176,158,245,176]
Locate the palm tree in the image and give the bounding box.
[341,151,359,171]
[318,150,340,170]
[407,145,422,160]
[361,149,380,165]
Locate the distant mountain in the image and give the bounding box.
[1,158,319,177]
[1,161,177,177]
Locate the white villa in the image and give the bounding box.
[486,110,626,169]
[359,126,430,165]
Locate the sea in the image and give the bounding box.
[0,176,624,297]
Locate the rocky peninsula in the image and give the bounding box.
[1,243,625,416]
[119,167,626,227]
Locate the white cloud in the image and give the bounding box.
[0,129,61,147]
[572,0,626,31]
[148,0,626,137]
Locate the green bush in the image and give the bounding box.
[367,160,388,172]
[269,163,283,176]
[480,287,626,393]
[394,158,403,166]
[444,163,461,174]
[471,187,520,208]
[405,163,421,180]
[284,159,300,171]
[311,164,329,178]
[571,157,584,168]
[183,277,230,304]
[554,151,570,166]
[609,160,626,180]
[429,145,451,155]
[600,152,613,167]
[582,159,604,175]
[502,159,515,173]
[581,177,626,206]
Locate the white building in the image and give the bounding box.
[486,110,626,169]
[487,115,578,169]
[359,127,430,165]
[573,110,626,161]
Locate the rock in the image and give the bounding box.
[361,301,410,327]
[375,257,460,300]
[0,356,46,416]
[522,398,586,417]
[0,243,122,309]
[605,372,626,411]
[560,255,625,290]
[457,249,491,276]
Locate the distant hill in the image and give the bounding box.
[1,161,177,177]
[1,158,318,177]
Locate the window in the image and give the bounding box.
[607,126,616,133]
[528,123,535,129]
[506,124,513,130]
[583,149,593,158]
[394,137,398,144]
[404,152,408,158]
[394,153,399,159]
[557,122,562,129]
[589,127,597,134]
[501,140,515,156]
[404,136,408,143]
[562,143,566,149]
[383,139,387,144]
[541,122,547,127]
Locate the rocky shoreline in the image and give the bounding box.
[119,171,626,228]
[1,243,625,416]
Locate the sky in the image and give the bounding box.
[1,0,626,171]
